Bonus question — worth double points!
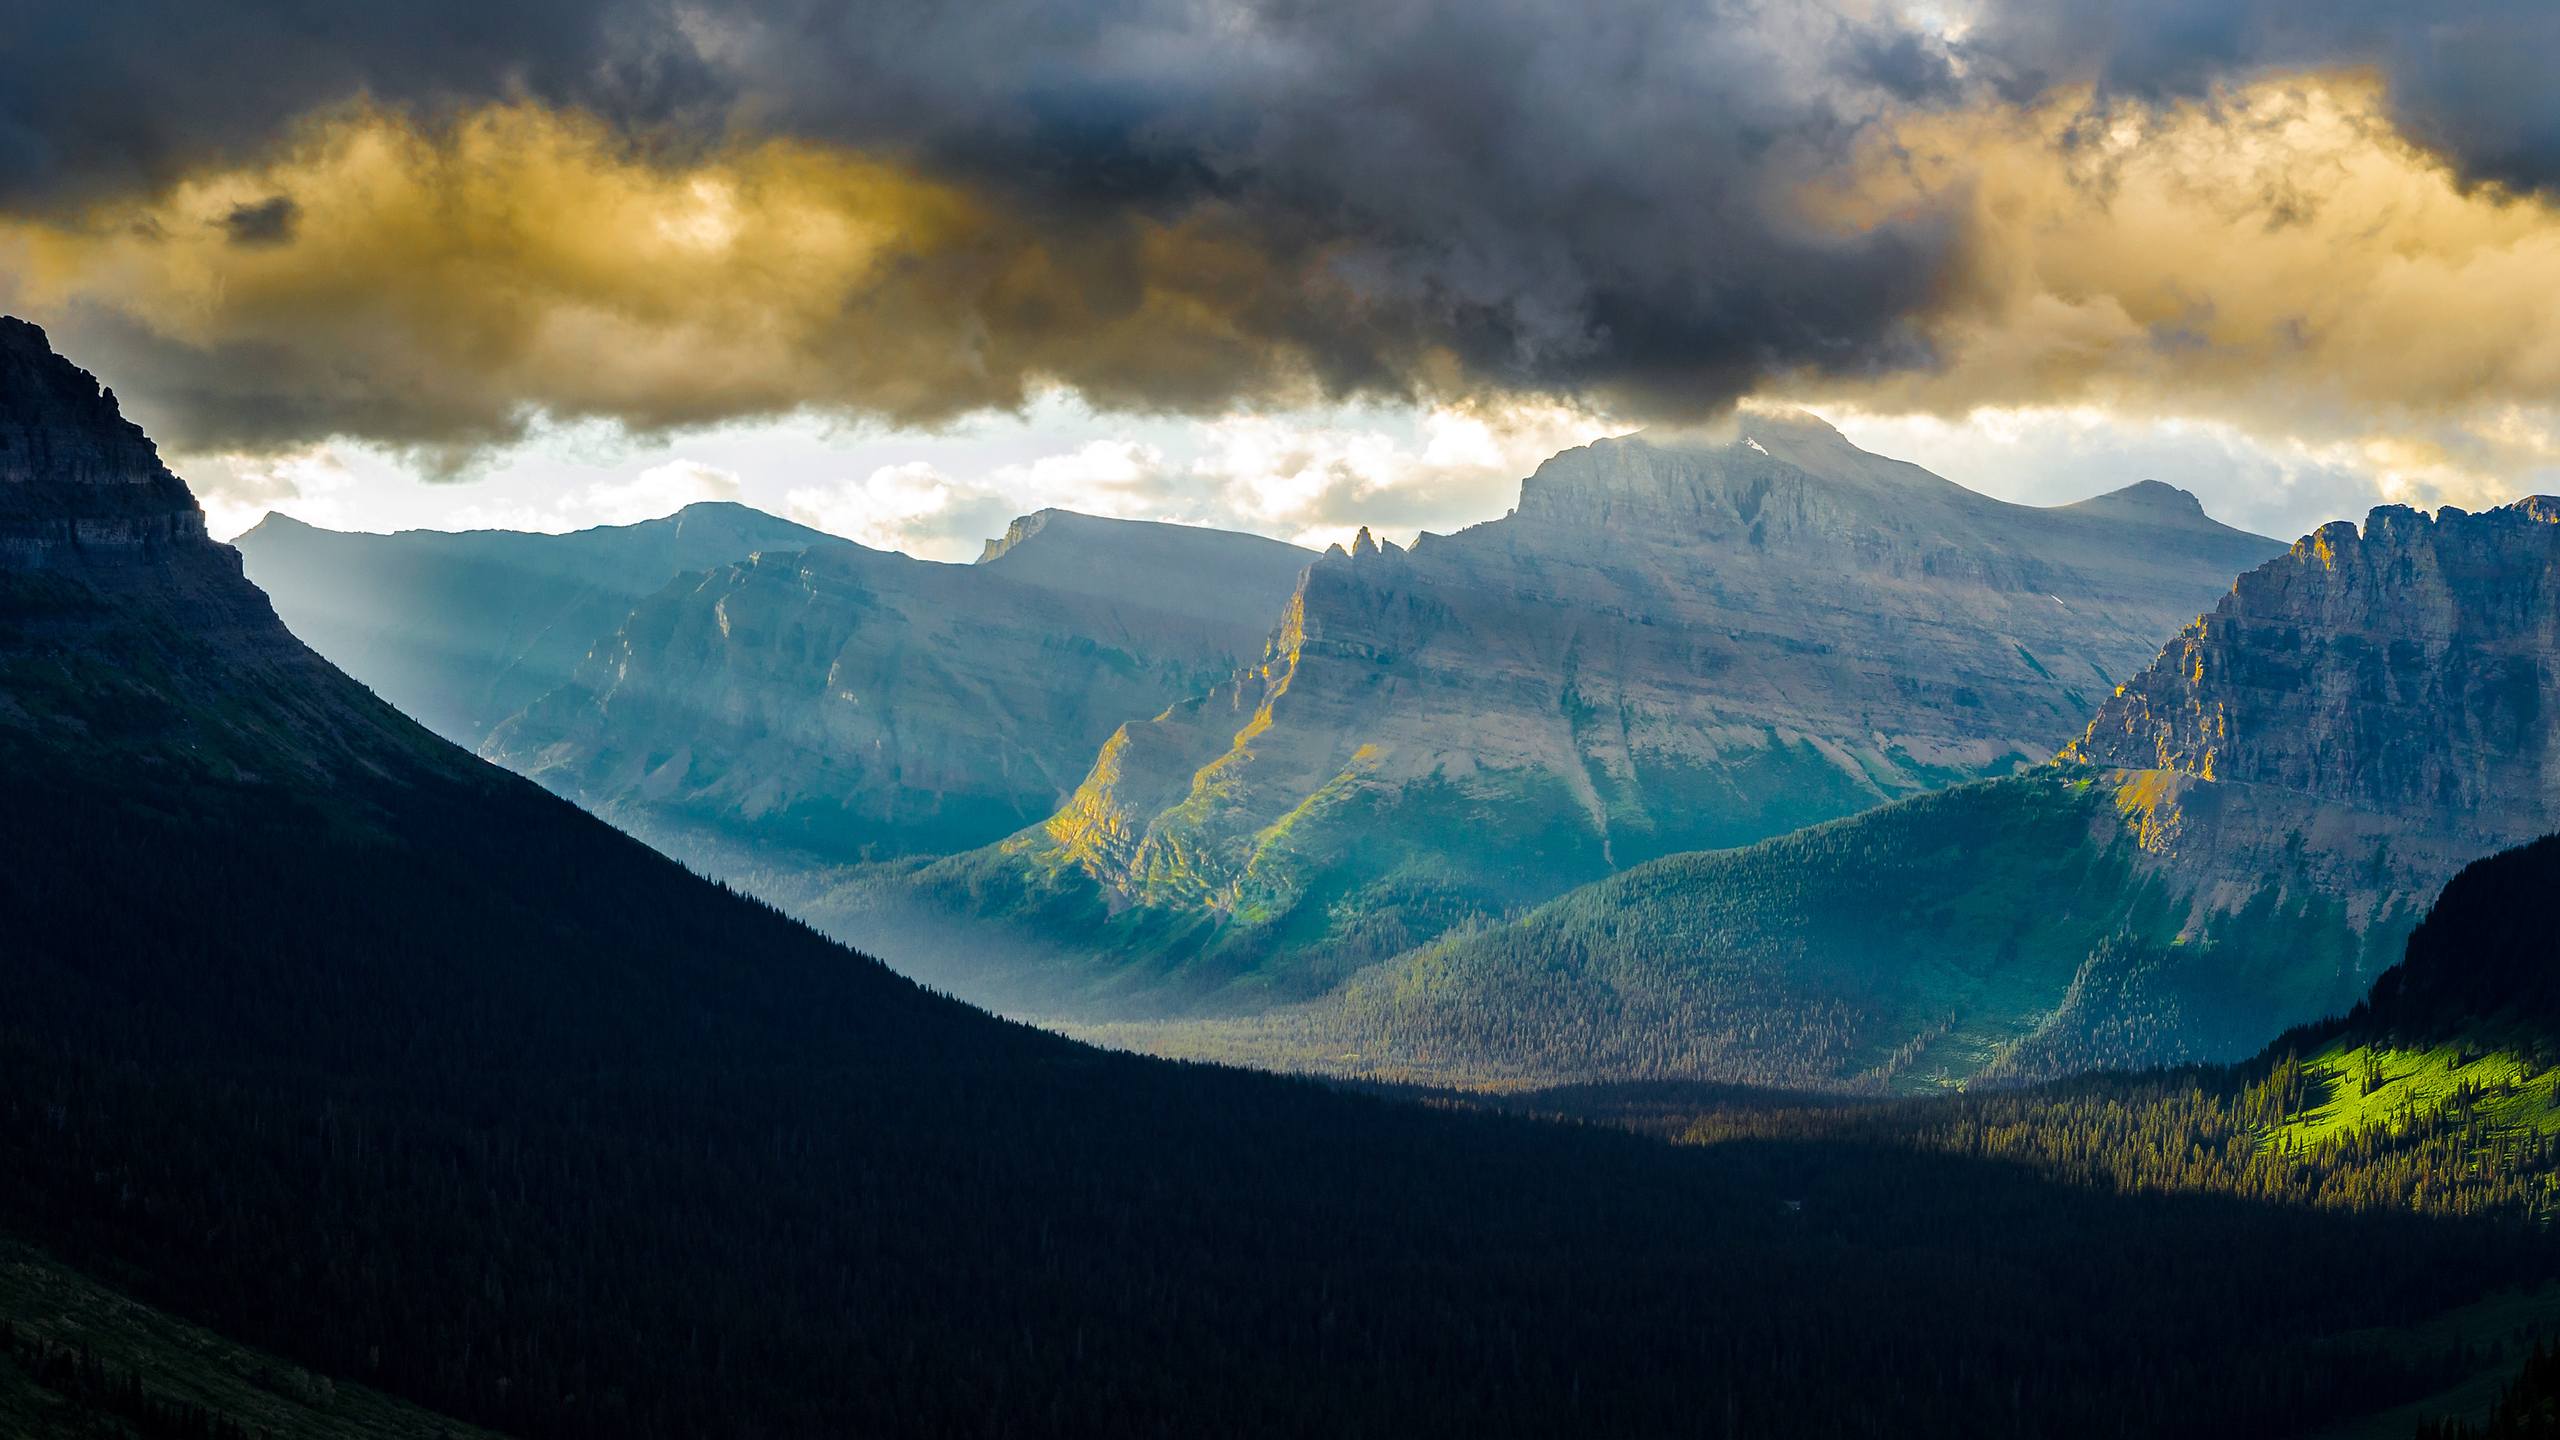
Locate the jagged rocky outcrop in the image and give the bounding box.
[0,318,446,780]
[2068,498,2560,841]
[481,513,1314,864]
[0,316,208,565]
[868,413,2282,1015]
[2029,496,2560,1015]
[238,503,836,747]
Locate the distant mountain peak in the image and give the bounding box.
[667,499,762,522]
[2061,479,2211,526]
[976,508,1067,564]
[237,510,320,539]
[975,507,1314,569]
[655,499,830,551]
[2,315,207,564]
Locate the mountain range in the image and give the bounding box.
[218,382,2560,1099]
[245,499,1314,864]
[1146,499,2560,1090]
[235,503,834,747]
[18,315,2554,1437]
[845,412,2283,1013]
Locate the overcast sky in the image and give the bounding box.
[12,2,2560,554]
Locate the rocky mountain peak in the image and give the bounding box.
[237,511,319,541]
[2066,499,2560,843]
[1,316,208,565]
[2061,480,2212,527]
[976,508,1061,564]
[1504,410,2002,549]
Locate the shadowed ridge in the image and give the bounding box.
[2345,833,2560,1045]
[0,315,207,562]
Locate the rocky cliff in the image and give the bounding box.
[976,507,1315,636]
[482,514,1313,865]
[2068,498,2560,840]
[2036,496,2560,1018]
[873,413,2283,1016]
[0,316,208,565]
[0,317,447,781]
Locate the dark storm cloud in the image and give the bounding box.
[1967,1,2560,194]
[0,0,705,205]
[220,195,299,247]
[19,0,2560,456]
[1,0,1986,442]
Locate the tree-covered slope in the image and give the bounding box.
[1474,836,2560,1434]
[2349,832,2560,1045]
[0,1244,505,1440]
[1086,774,2406,1088]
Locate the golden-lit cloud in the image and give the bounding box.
[0,0,1968,464]
[1793,72,2560,507]
[0,103,1338,459]
[18,55,2560,530]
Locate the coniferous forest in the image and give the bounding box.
[8,744,2560,1439]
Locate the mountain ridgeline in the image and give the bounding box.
[483,507,1313,863]
[851,413,2280,1014]
[235,504,836,748]
[1176,499,2560,1091]
[245,499,1314,864]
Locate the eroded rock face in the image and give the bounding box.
[900,414,2283,1013]
[0,316,209,565]
[2070,500,2560,844]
